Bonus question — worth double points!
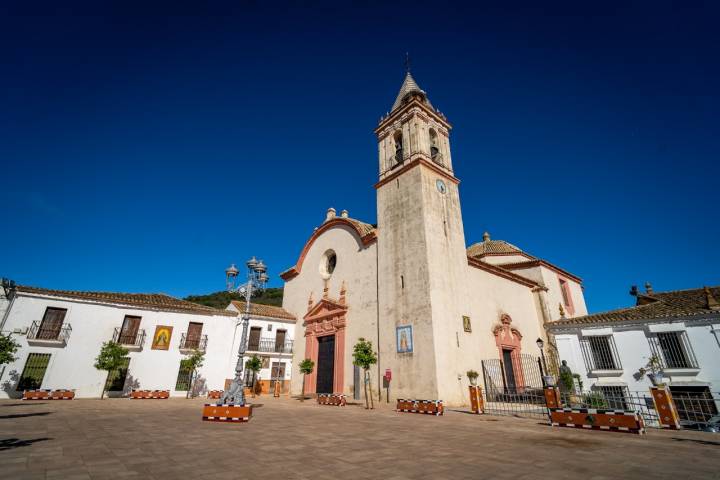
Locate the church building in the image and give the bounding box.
[281,72,588,406]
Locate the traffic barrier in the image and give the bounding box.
[317,394,347,406]
[202,403,252,423]
[130,390,170,399]
[207,390,223,399]
[22,389,75,400]
[396,399,444,416]
[549,407,645,435]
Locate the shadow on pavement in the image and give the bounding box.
[0,412,53,420]
[0,437,52,451]
[671,437,720,447]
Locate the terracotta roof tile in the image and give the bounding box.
[466,233,530,259]
[230,301,296,320]
[18,285,237,317]
[343,217,376,237]
[547,286,720,328]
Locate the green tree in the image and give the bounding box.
[184,288,285,309]
[353,338,378,410]
[246,355,263,398]
[0,333,21,366]
[298,358,314,402]
[183,349,205,399]
[94,341,129,399]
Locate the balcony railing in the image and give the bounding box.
[247,337,293,354]
[648,331,699,370]
[580,335,622,374]
[112,327,146,351]
[27,321,72,346]
[180,333,208,352]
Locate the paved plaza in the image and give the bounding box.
[1,396,718,479]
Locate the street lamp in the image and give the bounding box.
[1,278,16,299]
[536,337,553,386]
[221,257,269,405]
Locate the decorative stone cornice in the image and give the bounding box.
[375,156,459,190]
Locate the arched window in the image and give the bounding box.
[429,128,440,163]
[393,131,403,163]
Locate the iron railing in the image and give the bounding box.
[648,331,699,369]
[580,335,622,372]
[555,388,720,431]
[112,327,146,348]
[27,320,72,343]
[477,385,720,431]
[180,333,208,352]
[247,337,293,354]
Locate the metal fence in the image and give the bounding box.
[480,354,549,419]
[477,383,720,431]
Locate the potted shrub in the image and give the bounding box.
[639,354,664,386]
[466,370,479,386]
[298,358,314,402]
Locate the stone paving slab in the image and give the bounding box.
[1,397,718,479]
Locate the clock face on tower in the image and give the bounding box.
[436,179,447,194]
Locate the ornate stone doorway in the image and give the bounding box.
[303,285,348,395]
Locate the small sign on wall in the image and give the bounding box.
[151,325,173,350]
[462,315,472,333]
[396,325,413,353]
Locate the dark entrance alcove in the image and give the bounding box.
[316,335,336,394]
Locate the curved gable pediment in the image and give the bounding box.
[280,218,376,281]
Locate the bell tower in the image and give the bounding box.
[374,69,472,404]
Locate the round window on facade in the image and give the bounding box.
[320,250,337,278]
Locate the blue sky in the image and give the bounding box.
[1,2,718,313]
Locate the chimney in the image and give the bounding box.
[325,207,336,222]
[630,285,638,296]
[645,282,653,295]
[340,209,349,218]
[704,286,720,311]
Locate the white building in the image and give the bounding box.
[0,285,296,399]
[548,285,720,406]
[226,301,296,394]
[280,72,588,406]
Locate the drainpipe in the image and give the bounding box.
[376,243,381,402]
[712,325,720,349]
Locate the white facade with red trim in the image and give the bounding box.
[282,73,588,406]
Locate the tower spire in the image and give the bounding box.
[405,52,411,74]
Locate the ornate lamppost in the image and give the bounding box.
[222,257,268,405]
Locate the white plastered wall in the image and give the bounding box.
[0,294,238,398]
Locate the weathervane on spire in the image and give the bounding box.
[404,52,411,74]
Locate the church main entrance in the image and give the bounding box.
[302,286,348,395]
[316,335,335,394]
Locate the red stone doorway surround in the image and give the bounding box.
[492,313,526,391]
[303,284,347,395]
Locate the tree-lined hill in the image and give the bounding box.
[184,287,284,310]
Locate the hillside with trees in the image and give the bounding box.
[184,287,284,310]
